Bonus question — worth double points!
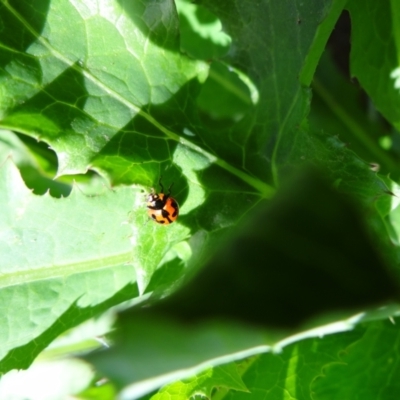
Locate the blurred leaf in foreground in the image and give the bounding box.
[87,167,399,397]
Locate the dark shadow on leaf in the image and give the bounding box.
[116,0,180,52]
[145,257,185,297]
[0,0,50,69]
[197,61,253,122]
[178,9,230,60]
[90,77,209,198]
[3,64,89,139]
[178,163,261,232]
[90,115,186,193]
[129,167,400,329]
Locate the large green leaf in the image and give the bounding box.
[0,0,206,176]
[0,157,140,372]
[312,319,400,399]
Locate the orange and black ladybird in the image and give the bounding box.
[147,179,179,224]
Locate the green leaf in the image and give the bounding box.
[150,364,248,400]
[347,0,400,130]
[300,0,348,86]
[222,328,364,400]
[199,0,334,183]
[0,0,207,176]
[312,319,400,399]
[196,61,253,120]
[2,0,400,398]
[0,157,140,372]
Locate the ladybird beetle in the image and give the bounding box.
[147,179,179,224]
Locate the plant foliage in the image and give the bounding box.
[1,0,400,399]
